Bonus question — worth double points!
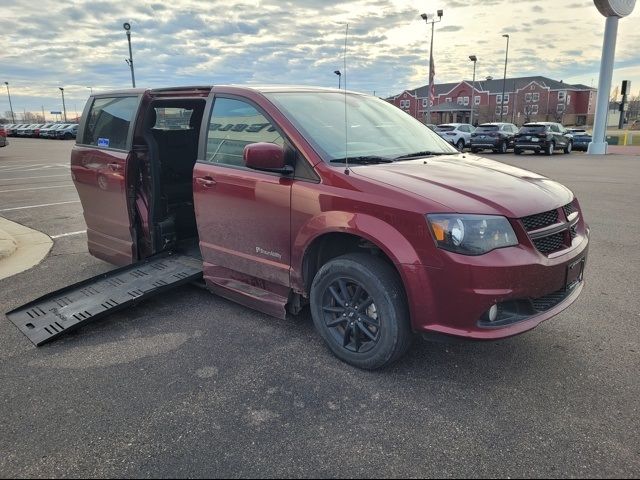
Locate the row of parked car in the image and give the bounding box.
[3,122,79,140]
[430,122,593,155]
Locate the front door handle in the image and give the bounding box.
[195,176,216,188]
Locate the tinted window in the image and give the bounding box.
[550,124,560,133]
[205,97,284,167]
[476,125,499,132]
[153,107,194,130]
[82,96,138,150]
[436,125,455,132]
[458,125,470,133]
[520,125,547,134]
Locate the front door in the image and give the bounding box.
[193,95,292,291]
[71,95,141,265]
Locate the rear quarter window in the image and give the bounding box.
[82,96,139,150]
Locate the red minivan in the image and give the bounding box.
[71,86,589,369]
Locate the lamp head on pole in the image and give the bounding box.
[469,55,477,62]
[334,70,341,77]
[503,34,510,39]
[59,87,64,93]
[437,9,443,18]
[4,82,8,86]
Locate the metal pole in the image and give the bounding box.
[426,21,435,123]
[59,88,67,122]
[470,59,476,126]
[588,15,619,154]
[126,31,136,88]
[4,82,15,123]
[500,35,509,122]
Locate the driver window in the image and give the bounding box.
[206,98,284,166]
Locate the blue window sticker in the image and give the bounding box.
[98,138,110,148]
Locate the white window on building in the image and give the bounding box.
[457,97,464,105]
[532,92,540,102]
[558,91,566,101]
[525,93,532,102]
[503,106,508,115]
[496,94,502,104]
[474,96,481,105]
[446,97,452,103]
[566,95,571,105]
[400,100,410,108]
[423,98,429,107]
[495,106,502,115]
[532,105,539,114]
[503,94,510,103]
[463,96,470,106]
[557,103,565,113]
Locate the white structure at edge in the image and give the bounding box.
[588,0,636,155]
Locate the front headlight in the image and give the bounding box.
[426,214,518,255]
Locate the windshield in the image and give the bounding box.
[264,92,457,162]
[475,125,499,132]
[436,125,456,132]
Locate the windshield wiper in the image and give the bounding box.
[329,156,394,164]
[394,151,456,160]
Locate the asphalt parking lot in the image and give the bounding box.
[1,138,639,478]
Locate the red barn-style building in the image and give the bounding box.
[389,76,596,126]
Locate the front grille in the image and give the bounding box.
[563,202,577,218]
[521,209,558,231]
[531,288,572,312]
[533,232,565,254]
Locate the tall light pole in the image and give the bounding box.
[421,9,443,124]
[58,87,67,122]
[123,22,136,88]
[469,55,477,126]
[334,70,341,89]
[4,82,15,123]
[588,0,636,154]
[500,34,510,122]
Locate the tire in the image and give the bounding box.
[514,148,522,155]
[310,253,412,370]
[64,133,72,140]
[564,141,572,154]
[456,139,465,151]
[499,141,508,154]
[545,142,555,156]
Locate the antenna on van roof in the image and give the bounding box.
[343,23,350,175]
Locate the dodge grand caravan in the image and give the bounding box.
[68,86,588,369]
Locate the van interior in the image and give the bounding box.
[134,98,206,259]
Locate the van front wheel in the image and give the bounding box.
[310,253,412,370]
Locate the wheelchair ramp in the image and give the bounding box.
[6,253,202,346]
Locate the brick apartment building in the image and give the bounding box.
[389,76,596,126]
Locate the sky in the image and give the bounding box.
[1,0,639,120]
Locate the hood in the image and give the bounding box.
[352,154,573,218]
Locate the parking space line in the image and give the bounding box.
[0,201,80,212]
[51,230,86,239]
[0,174,71,182]
[0,185,75,194]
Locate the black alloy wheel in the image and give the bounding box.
[310,253,411,370]
[564,141,572,154]
[499,141,508,154]
[456,139,465,151]
[545,141,555,156]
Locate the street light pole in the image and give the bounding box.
[421,10,443,124]
[334,70,342,89]
[500,34,510,122]
[4,82,15,123]
[123,22,136,88]
[59,87,67,122]
[469,55,477,126]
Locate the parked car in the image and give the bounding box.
[435,123,475,150]
[469,122,519,154]
[16,124,36,137]
[0,125,8,147]
[55,123,79,140]
[7,124,26,136]
[44,123,71,138]
[38,123,62,138]
[514,122,573,155]
[567,128,592,151]
[34,123,56,137]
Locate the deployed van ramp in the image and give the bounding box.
[6,253,202,346]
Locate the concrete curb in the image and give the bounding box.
[0,217,53,281]
[0,227,18,260]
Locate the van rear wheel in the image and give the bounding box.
[310,253,412,370]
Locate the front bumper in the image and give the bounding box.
[404,231,589,340]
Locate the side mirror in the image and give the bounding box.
[244,142,293,175]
